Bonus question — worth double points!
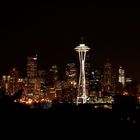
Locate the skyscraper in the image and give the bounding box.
[75,43,90,104]
[26,55,38,99]
[118,66,125,87]
[85,52,91,80]
[90,70,101,92]
[1,68,20,96]
[27,55,38,78]
[38,70,47,98]
[49,64,59,87]
[8,68,19,95]
[102,59,113,92]
[65,63,77,88]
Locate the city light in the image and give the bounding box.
[0,41,139,111]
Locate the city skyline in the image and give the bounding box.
[0,2,140,81]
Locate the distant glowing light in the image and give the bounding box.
[13,68,16,71]
[123,91,129,96]
[26,99,33,105]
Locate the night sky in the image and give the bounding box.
[1,1,140,81]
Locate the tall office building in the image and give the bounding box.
[118,66,125,87]
[85,53,91,80]
[38,70,47,98]
[102,59,113,92]
[8,68,19,95]
[49,64,59,87]
[2,75,11,94]
[65,63,77,88]
[26,55,38,98]
[89,70,101,91]
[1,68,23,96]
[27,55,38,78]
[112,68,119,93]
[50,64,59,81]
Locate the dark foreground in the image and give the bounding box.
[0,93,140,138]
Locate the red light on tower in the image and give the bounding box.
[13,68,16,71]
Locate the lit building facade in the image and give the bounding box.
[112,68,119,93]
[1,68,23,96]
[38,70,47,99]
[89,70,102,96]
[2,75,11,94]
[49,64,59,84]
[65,63,77,88]
[102,59,113,92]
[8,68,19,95]
[118,66,125,87]
[26,55,38,99]
[85,53,91,80]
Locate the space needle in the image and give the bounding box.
[75,38,90,104]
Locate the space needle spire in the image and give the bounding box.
[74,38,90,104]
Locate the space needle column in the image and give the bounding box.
[75,43,90,104]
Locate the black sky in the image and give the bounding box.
[0,1,140,81]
